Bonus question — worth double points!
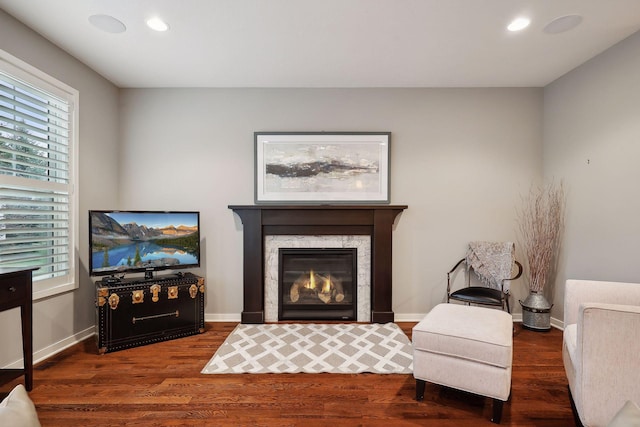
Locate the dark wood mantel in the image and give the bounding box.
[229,205,407,323]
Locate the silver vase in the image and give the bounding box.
[519,292,553,331]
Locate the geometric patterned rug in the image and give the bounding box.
[201,323,413,374]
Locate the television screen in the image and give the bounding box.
[89,210,200,277]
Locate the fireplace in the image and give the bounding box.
[265,235,370,322]
[279,248,357,320]
[229,205,407,324]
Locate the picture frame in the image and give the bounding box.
[255,132,390,204]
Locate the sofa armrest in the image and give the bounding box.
[564,279,640,326]
[574,302,640,426]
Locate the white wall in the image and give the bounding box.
[118,88,542,320]
[544,30,640,322]
[0,10,120,367]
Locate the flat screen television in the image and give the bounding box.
[89,210,200,278]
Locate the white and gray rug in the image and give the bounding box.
[201,322,413,374]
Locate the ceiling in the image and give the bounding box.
[1,0,639,88]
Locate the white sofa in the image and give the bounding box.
[563,279,640,426]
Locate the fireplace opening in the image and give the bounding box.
[278,248,357,321]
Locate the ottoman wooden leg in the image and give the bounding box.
[491,398,504,424]
[415,379,426,401]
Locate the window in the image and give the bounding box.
[0,50,78,299]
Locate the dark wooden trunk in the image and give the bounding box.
[95,272,205,353]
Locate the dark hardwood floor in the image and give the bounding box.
[1,322,575,426]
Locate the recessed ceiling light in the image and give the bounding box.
[507,17,531,32]
[146,17,169,32]
[543,15,583,34]
[88,14,126,34]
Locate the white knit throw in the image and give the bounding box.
[466,241,515,293]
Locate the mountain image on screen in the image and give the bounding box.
[90,211,200,276]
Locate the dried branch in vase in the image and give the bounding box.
[517,182,565,293]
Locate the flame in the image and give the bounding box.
[307,269,316,289]
[322,276,332,293]
[305,270,333,293]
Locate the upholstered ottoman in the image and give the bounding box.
[412,303,513,424]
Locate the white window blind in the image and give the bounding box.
[0,51,78,299]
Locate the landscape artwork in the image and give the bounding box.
[255,132,390,203]
[90,211,200,276]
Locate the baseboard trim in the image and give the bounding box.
[205,313,242,323]
[394,313,427,322]
[2,326,95,370]
[550,316,565,330]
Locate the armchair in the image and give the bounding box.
[563,279,640,426]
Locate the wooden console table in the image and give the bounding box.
[0,267,37,391]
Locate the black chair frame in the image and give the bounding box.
[446,258,523,313]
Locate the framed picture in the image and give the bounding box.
[255,132,390,204]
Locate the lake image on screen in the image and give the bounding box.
[90,212,199,274]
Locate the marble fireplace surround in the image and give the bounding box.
[229,205,406,324]
[265,235,371,322]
